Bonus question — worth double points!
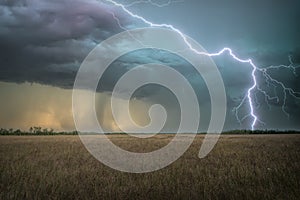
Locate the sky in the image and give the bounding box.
[0,0,299,132]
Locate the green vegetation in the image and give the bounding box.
[1,134,300,199]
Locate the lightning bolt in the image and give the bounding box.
[105,0,300,130]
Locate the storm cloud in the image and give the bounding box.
[0,0,134,87]
[0,0,299,131]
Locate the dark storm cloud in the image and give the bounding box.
[1,0,299,92]
[0,0,198,90]
[0,0,134,87]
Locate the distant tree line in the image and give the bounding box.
[0,127,78,135]
[214,129,298,134]
[0,127,298,135]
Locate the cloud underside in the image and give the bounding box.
[1,0,299,88]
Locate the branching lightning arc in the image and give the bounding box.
[105,0,300,130]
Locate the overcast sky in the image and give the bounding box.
[0,0,299,131]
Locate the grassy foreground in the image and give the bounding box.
[1,134,300,199]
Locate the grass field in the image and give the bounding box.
[1,134,300,199]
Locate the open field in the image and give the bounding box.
[1,134,300,199]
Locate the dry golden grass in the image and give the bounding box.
[1,134,300,199]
